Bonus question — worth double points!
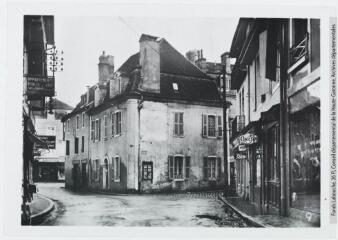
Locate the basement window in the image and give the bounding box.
[172,83,178,92]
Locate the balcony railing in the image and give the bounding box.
[288,34,309,74]
[231,115,245,137]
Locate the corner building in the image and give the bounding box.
[63,34,227,193]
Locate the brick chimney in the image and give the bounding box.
[98,51,114,84]
[139,34,160,93]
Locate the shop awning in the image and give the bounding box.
[27,129,49,149]
[260,104,280,123]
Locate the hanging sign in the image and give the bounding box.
[35,135,56,149]
[236,153,247,160]
[26,75,55,97]
[238,145,247,152]
[238,133,258,145]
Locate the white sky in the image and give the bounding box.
[54,16,239,107]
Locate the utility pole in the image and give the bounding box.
[222,63,229,196]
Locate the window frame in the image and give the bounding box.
[81,136,84,153]
[173,112,184,137]
[168,154,190,180]
[203,156,220,181]
[82,112,85,128]
[65,140,70,156]
[74,137,79,154]
[112,156,121,182]
[142,161,153,181]
[103,115,108,140]
[112,111,122,137]
[76,115,80,130]
[202,114,220,138]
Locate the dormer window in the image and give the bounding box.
[172,83,178,92]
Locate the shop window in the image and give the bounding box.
[174,112,184,136]
[290,106,320,213]
[112,156,121,182]
[66,140,69,155]
[142,161,153,181]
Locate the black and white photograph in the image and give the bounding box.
[1,0,337,239]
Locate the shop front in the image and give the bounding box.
[289,80,320,223]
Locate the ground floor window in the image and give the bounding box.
[92,159,100,181]
[203,156,221,180]
[142,161,153,181]
[168,155,190,180]
[290,105,320,213]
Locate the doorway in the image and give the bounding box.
[102,159,109,190]
[81,162,87,189]
[263,124,280,211]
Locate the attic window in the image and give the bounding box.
[172,83,178,92]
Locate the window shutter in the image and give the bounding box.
[202,115,207,137]
[98,119,101,140]
[217,115,223,138]
[111,157,115,180]
[265,23,278,81]
[111,113,115,136]
[203,157,208,180]
[217,157,222,179]
[174,113,178,135]
[179,113,184,135]
[168,155,173,180]
[117,157,121,180]
[185,156,190,178]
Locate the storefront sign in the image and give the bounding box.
[238,145,247,152]
[235,153,247,160]
[35,135,56,149]
[238,133,258,145]
[26,75,55,97]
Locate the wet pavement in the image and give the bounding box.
[36,182,252,227]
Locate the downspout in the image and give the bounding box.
[137,95,144,193]
[222,65,229,195]
[247,64,254,202]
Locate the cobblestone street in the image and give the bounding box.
[37,183,252,227]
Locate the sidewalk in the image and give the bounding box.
[218,195,318,228]
[29,194,55,225]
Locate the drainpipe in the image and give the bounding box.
[222,64,229,195]
[137,95,144,193]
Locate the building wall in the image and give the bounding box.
[64,110,90,188]
[139,101,224,192]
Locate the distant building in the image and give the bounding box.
[63,34,230,193]
[33,98,73,182]
[229,18,320,225]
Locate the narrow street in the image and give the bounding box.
[36,183,251,227]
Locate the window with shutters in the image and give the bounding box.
[168,155,190,180]
[142,161,153,181]
[202,114,222,138]
[174,112,184,136]
[111,111,122,137]
[95,119,100,141]
[203,156,220,180]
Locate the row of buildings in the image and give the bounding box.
[229,18,320,225]
[61,18,320,225]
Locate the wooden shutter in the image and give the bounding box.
[179,113,184,135]
[265,23,278,81]
[174,113,178,135]
[202,115,207,137]
[111,113,115,136]
[111,157,115,180]
[217,115,223,138]
[203,157,208,180]
[168,155,174,180]
[185,156,190,178]
[217,157,222,179]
